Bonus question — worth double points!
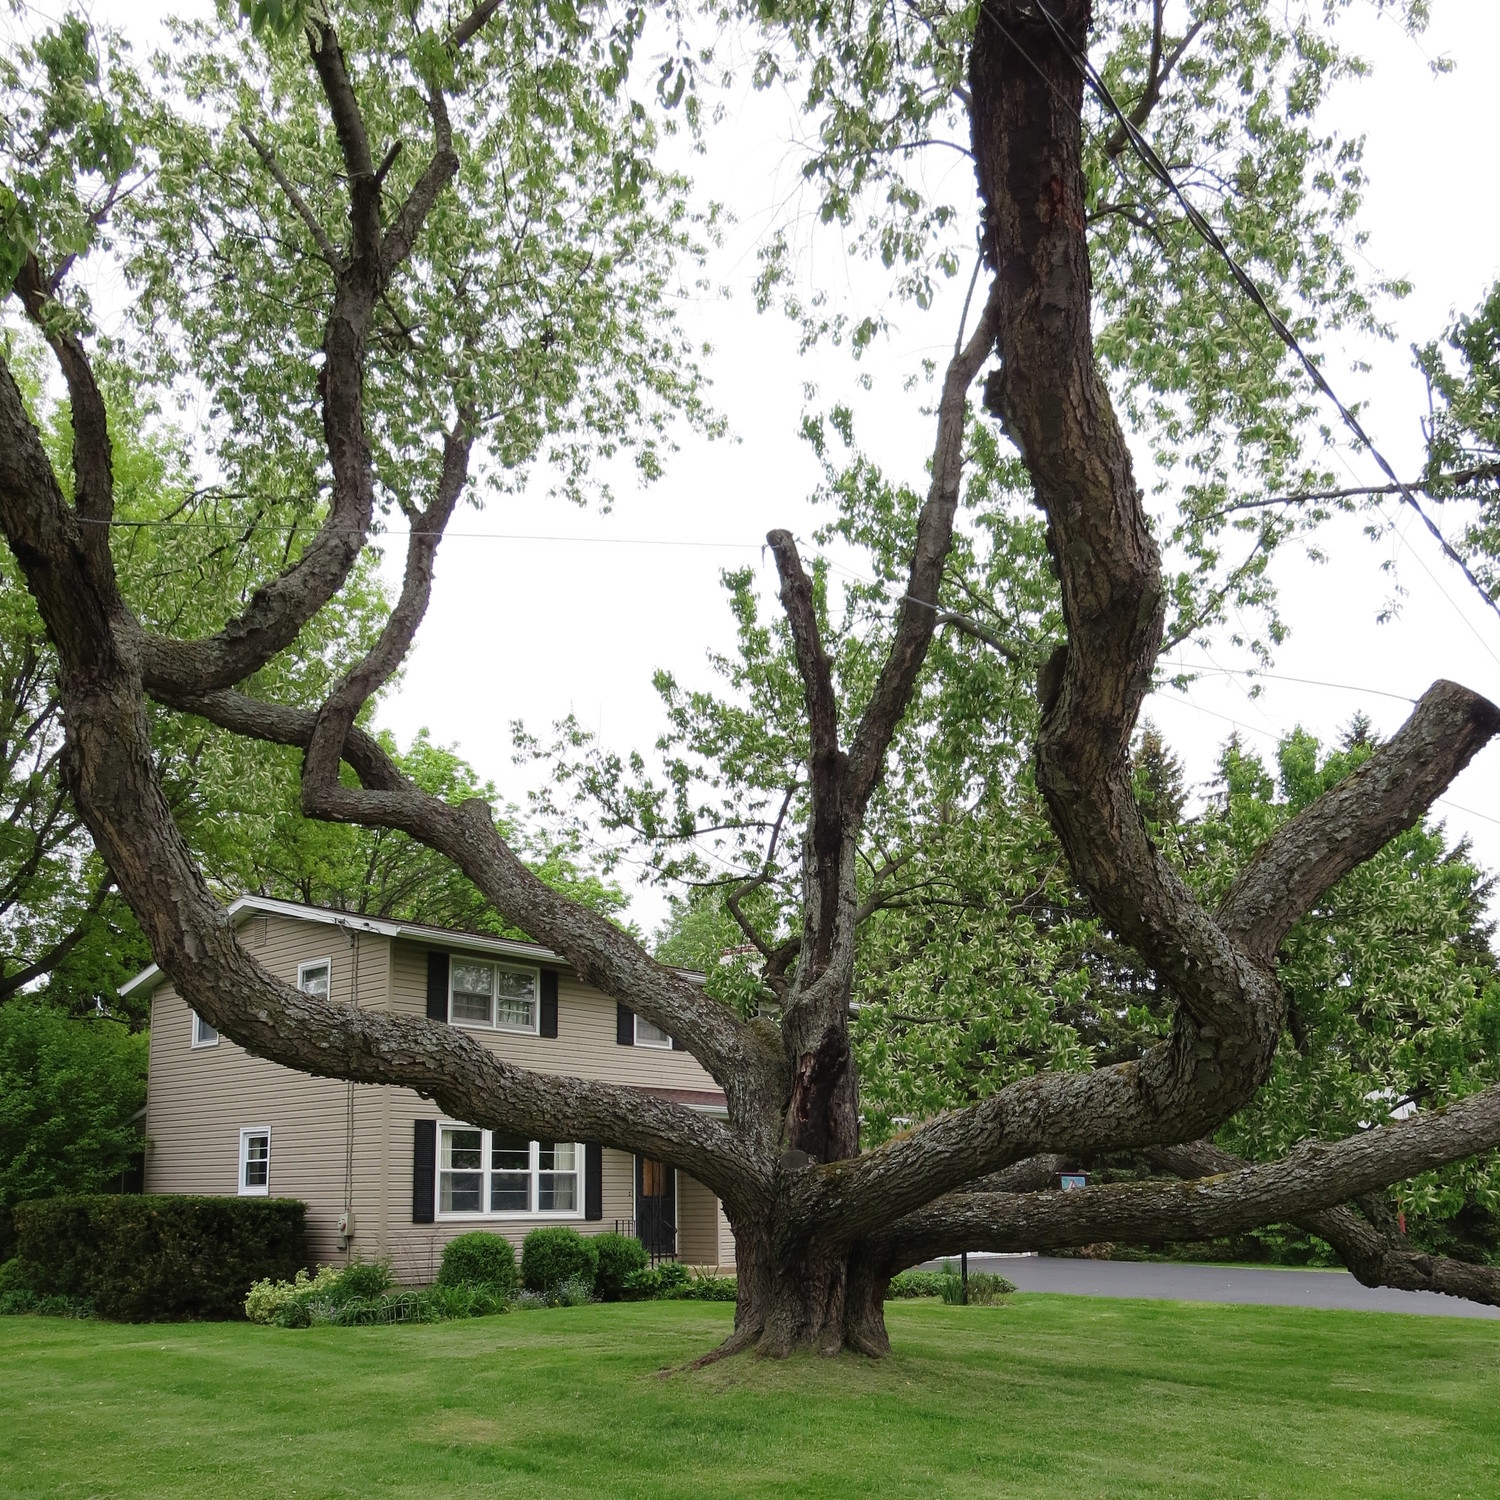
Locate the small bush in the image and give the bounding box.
[886,1270,947,1299]
[0,1288,95,1318]
[336,1259,394,1301]
[938,1270,1015,1305]
[437,1231,518,1295]
[11,1195,306,1321]
[621,1260,691,1300]
[544,1275,595,1308]
[244,1265,341,1325]
[679,1271,737,1302]
[273,1297,312,1329]
[521,1227,598,1293]
[592,1232,647,1301]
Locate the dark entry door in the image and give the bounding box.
[635,1155,677,1258]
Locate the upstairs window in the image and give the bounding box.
[298,959,331,1000]
[437,1125,581,1218]
[634,1015,673,1049]
[239,1127,271,1196]
[450,961,538,1034]
[191,1012,219,1048]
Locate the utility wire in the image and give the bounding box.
[1024,0,1500,630]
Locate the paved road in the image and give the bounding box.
[923,1255,1500,1320]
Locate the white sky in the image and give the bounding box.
[61,1,1500,930]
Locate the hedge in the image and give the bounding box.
[7,1195,306,1321]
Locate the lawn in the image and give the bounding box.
[2,1296,1498,1499]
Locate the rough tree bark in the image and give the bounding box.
[3,0,1500,1362]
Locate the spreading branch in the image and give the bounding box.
[1149,1140,1500,1307]
[867,1081,1500,1271]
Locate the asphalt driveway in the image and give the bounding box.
[925,1255,1500,1319]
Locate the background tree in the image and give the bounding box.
[5,0,1500,1364]
[0,1001,147,1256]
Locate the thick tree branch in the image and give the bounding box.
[9,256,119,594]
[867,1082,1500,1270]
[304,20,381,263]
[1215,680,1500,961]
[1148,1140,1500,1308]
[842,281,1001,820]
[140,17,459,700]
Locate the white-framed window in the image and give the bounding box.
[634,1014,673,1049]
[190,1012,219,1048]
[298,958,332,999]
[239,1126,271,1196]
[449,960,539,1034]
[437,1124,582,1218]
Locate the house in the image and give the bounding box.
[121,896,735,1282]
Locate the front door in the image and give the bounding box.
[635,1155,677,1259]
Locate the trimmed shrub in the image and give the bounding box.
[591,1232,647,1301]
[10,1195,306,1321]
[436,1231,518,1295]
[521,1226,598,1293]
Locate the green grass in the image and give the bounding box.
[3,1296,1498,1498]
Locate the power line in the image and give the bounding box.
[1159,661,1418,706]
[1025,0,1500,631]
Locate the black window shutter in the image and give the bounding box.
[616,1003,634,1046]
[672,1034,685,1051]
[540,971,558,1037]
[426,951,449,1022]
[584,1143,603,1221]
[412,1119,436,1224]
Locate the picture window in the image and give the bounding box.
[437,1125,581,1218]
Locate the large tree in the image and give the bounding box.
[4,0,1500,1360]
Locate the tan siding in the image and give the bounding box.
[715,1200,737,1268]
[144,909,731,1281]
[677,1173,720,1267]
[144,916,394,1265]
[388,939,723,1093]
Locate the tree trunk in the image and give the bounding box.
[726,1218,894,1359]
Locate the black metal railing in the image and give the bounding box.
[614,1217,678,1266]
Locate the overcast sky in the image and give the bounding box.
[63,0,1500,930]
